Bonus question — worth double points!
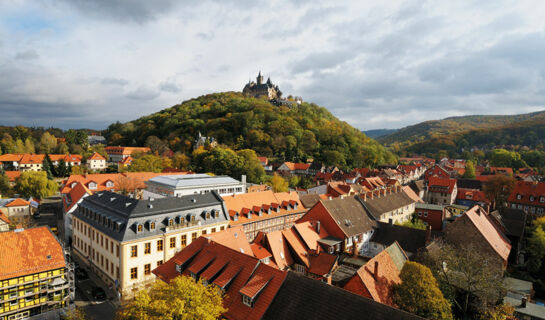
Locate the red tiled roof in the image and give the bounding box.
[281,228,310,268]
[250,243,272,260]
[0,227,66,280]
[308,253,337,276]
[456,188,489,203]
[293,221,329,251]
[206,226,253,256]
[263,231,294,270]
[6,198,30,207]
[63,182,92,213]
[279,162,311,171]
[257,157,268,165]
[105,146,151,155]
[0,154,24,162]
[187,253,215,275]
[402,186,423,203]
[239,273,272,298]
[118,156,133,165]
[508,181,545,207]
[427,177,456,194]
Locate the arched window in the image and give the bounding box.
[150,222,155,230]
[137,224,143,232]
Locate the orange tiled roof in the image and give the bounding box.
[428,177,456,194]
[206,226,253,256]
[508,181,545,206]
[280,162,311,171]
[88,152,106,161]
[105,146,151,155]
[0,227,66,280]
[20,154,45,164]
[293,221,329,251]
[4,171,21,182]
[60,172,184,194]
[118,156,133,165]
[308,252,337,276]
[0,154,23,162]
[402,186,423,203]
[462,206,511,261]
[64,154,82,162]
[0,212,10,224]
[6,198,30,207]
[63,182,93,212]
[262,230,294,270]
[257,157,268,165]
[457,188,489,203]
[250,243,272,260]
[281,228,310,268]
[223,190,305,225]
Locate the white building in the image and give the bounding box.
[144,173,247,198]
[87,152,107,171]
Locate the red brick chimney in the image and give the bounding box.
[374,261,379,280]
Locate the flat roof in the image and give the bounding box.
[147,174,242,189]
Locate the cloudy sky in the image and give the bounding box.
[2,1,545,130]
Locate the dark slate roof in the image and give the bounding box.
[360,190,416,220]
[300,194,321,209]
[321,196,377,237]
[410,180,425,192]
[370,222,428,254]
[493,208,527,238]
[73,190,228,242]
[456,179,483,190]
[262,271,423,320]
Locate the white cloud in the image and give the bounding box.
[1,0,545,129]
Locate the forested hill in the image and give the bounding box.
[363,128,398,139]
[379,110,545,146]
[105,92,397,168]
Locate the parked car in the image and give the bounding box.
[75,268,88,280]
[91,287,106,300]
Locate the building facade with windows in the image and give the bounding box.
[71,190,229,300]
[0,227,72,320]
[144,174,246,198]
[507,181,545,217]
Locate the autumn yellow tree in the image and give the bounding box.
[116,276,225,320]
[15,171,58,199]
[268,174,289,192]
[394,261,453,320]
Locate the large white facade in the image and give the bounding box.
[145,173,247,198]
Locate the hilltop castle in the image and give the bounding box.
[242,71,282,100]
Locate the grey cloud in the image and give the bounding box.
[126,87,160,100]
[196,31,214,41]
[15,50,39,60]
[101,77,129,86]
[159,81,182,93]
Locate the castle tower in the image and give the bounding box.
[257,71,263,85]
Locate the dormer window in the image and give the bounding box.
[242,294,254,307]
[137,224,143,233]
[233,213,239,221]
[106,180,114,188]
[517,194,522,200]
[247,211,252,219]
[150,222,155,230]
[191,215,195,222]
[206,212,211,220]
[88,182,97,190]
[530,196,535,202]
[541,196,545,203]
[71,182,77,188]
[168,218,174,226]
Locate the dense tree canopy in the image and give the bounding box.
[104,92,397,169]
[116,276,225,320]
[394,261,453,320]
[191,147,265,183]
[15,171,58,199]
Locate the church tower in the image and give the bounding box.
[257,71,264,85]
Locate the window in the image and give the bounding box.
[130,267,138,280]
[517,194,522,200]
[131,245,138,257]
[157,240,164,251]
[206,212,211,219]
[144,264,151,275]
[242,294,253,307]
[157,260,163,267]
[220,226,225,231]
[105,239,109,251]
[137,224,143,233]
[192,232,197,241]
[168,218,173,226]
[150,222,155,230]
[116,245,119,257]
[202,229,207,235]
[211,228,216,233]
[144,242,151,254]
[170,237,176,248]
[541,196,545,203]
[424,212,428,217]
[181,235,187,248]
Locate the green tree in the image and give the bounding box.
[527,217,545,274]
[236,149,265,183]
[24,137,35,153]
[288,175,301,188]
[42,154,54,180]
[0,173,10,197]
[62,307,88,320]
[56,143,69,154]
[14,139,25,153]
[397,216,427,230]
[394,261,453,320]
[463,160,476,178]
[267,174,289,192]
[39,132,57,154]
[15,171,58,199]
[116,276,225,320]
[129,154,166,173]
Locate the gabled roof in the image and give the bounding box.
[320,196,377,237]
[458,206,511,261]
[456,188,489,203]
[281,228,310,268]
[0,154,23,162]
[205,225,253,256]
[4,171,21,182]
[262,271,423,320]
[308,253,337,276]
[279,162,310,171]
[153,239,287,320]
[347,242,408,306]
[0,227,66,280]
[63,182,93,213]
[360,189,417,219]
[299,194,321,209]
[88,152,106,161]
[293,220,328,251]
[64,154,82,162]
[262,230,294,270]
[20,154,44,164]
[0,212,10,224]
[402,185,423,203]
[5,198,30,207]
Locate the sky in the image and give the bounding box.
[1,0,545,131]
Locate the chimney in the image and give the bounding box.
[374,261,379,280]
[316,221,321,234]
[425,225,432,244]
[389,218,393,225]
[363,193,367,201]
[521,296,527,308]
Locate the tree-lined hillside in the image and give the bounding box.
[105,92,396,168]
